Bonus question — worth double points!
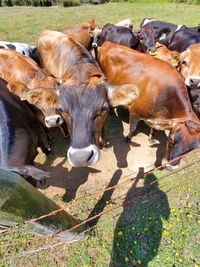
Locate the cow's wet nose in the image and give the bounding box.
[148,47,157,55]
[45,115,63,128]
[189,77,200,87]
[162,159,180,171]
[67,145,100,167]
[92,42,98,48]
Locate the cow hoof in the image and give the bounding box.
[162,159,179,171]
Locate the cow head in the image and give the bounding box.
[178,44,200,88]
[58,82,109,167]
[138,24,157,53]
[162,120,200,170]
[29,69,59,90]
[150,42,180,67]
[92,29,103,48]
[27,88,63,128]
[8,83,63,127]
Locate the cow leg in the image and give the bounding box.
[162,136,179,171]
[4,165,50,187]
[94,131,105,149]
[94,47,98,61]
[125,114,140,143]
[38,129,52,156]
[45,129,53,147]
[59,122,69,139]
[100,126,110,149]
[148,128,158,145]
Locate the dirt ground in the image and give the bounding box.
[35,108,168,204]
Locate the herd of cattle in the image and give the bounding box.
[0,17,200,186]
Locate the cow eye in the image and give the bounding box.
[58,108,63,113]
[58,108,69,117]
[102,104,109,113]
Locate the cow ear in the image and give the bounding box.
[158,27,171,36]
[185,120,200,133]
[106,84,140,107]
[27,88,43,105]
[170,52,180,68]
[7,82,29,101]
[88,18,95,31]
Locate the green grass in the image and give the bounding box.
[0,3,199,44]
[0,4,200,266]
[1,155,200,266]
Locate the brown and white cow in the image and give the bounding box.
[0,49,63,128]
[62,18,95,50]
[37,30,109,167]
[98,42,200,170]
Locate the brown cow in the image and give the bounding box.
[37,30,109,167]
[150,43,200,118]
[62,18,95,50]
[0,49,63,128]
[98,42,200,170]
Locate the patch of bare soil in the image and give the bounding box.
[35,108,167,204]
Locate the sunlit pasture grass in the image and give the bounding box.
[0,3,199,44]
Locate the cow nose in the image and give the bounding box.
[92,42,98,48]
[67,144,100,167]
[148,47,157,54]
[189,77,200,86]
[56,117,60,124]
[162,159,179,171]
[45,115,64,128]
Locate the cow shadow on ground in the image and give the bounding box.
[109,168,170,267]
[106,107,167,168]
[105,108,131,168]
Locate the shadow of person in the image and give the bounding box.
[110,168,170,267]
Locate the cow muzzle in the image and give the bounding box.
[92,42,98,48]
[45,115,64,128]
[148,50,157,56]
[186,76,200,88]
[161,159,179,171]
[67,144,100,167]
